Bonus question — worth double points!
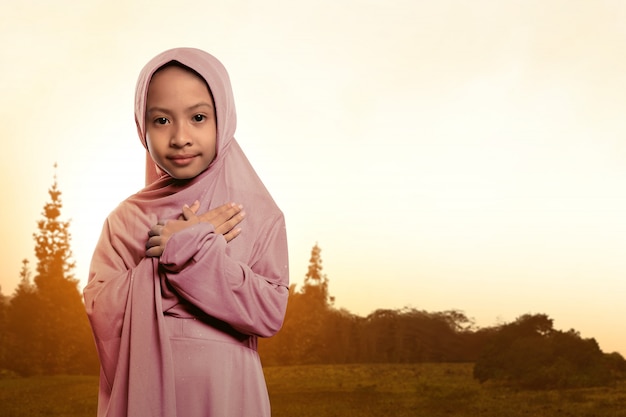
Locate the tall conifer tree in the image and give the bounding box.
[283,244,335,363]
[303,243,333,307]
[1,165,98,375]
[31,165,96,374]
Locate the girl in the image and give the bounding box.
[84,48,289,417]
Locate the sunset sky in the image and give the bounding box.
[1,0,625,355]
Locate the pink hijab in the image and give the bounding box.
[84,48,288,416]
[136,48,237,185]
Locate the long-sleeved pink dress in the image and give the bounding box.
[84,48,289,417]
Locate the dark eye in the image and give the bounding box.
[155,117,169,125]
[193,114,206,122]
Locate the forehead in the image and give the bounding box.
[154,61,206,82]
[150,64,205,88]
[147,64,213,103]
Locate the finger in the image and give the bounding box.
[200,203,243,223]
[181,205,199,222]
[180,201,201,219]
[148,224,163,237]
[224,204,244,220]
[214,211,246,236]
[189,200,200,214]
[145,245,164,257]
[223,227,242,243]
[214,202,242,218]
[145,235,162,249]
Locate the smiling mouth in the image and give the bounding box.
[169,155,198,166]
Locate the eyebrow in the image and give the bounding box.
[188,102,214,111]
[146,102,214,116]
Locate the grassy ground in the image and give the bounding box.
[1,363,626,416]
[267,363,626,417]
[0,374,97,417]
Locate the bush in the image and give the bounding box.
[473,314,621,389]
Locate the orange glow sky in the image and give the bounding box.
[1,0,625,355]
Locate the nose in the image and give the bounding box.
[170,122,192,147]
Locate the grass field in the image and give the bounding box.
[2,363,626,416]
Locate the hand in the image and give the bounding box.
[194,202,245,241]
[145,201,245,258]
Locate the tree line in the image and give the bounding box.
[1,175,624,389]
[259,243,626,389]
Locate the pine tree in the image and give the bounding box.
[278,244,336,363]
[3,166,98,375]
[30,166,96,374]
[302,243,334,307]
[33,166,77,291]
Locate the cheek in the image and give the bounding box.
[208,125,218,158]
[145,134,154,154]
[145,133,162,160]
[212,137,218,160]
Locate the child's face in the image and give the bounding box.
[145,65,217,180]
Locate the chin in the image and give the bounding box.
[169,167,209,180]
[172,173,198,180]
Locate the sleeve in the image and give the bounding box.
[83,216,179,416]
[83,216,154,349]
[158,214,289,338]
